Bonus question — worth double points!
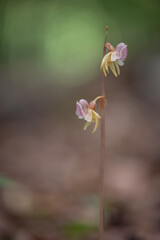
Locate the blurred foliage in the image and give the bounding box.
[0,0,160,86]
[60,222,96,239]
[0,176,14,187]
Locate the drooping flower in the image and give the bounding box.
[101,42,127,77]
[76,97,102,133]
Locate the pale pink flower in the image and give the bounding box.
[101,42,127,77]
[76,98,101,133]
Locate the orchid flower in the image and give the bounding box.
[76,97,103,133]
[101,42,127,77]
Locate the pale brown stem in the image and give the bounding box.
[94,96,104,102]
[99,26,108,240]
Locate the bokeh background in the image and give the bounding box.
[0,0,160,239]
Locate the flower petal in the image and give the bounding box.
[92,110,101,120]
[104,53,112,76]
[101,59,107,76]
[92,116,98,133]
[79,99,89,114]
[76,102,83,118]
[120,45,127,61]
[110,63,118,77]
[100,56,106,69]
[91,110,101,133]
[116,43,126,53]
[115,61,120,75]
[83,121,92,131]
[105,64,109,74]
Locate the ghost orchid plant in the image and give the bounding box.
[75,26,127,240]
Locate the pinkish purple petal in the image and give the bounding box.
[116,43,127,62]
[79,99,89,114]
[116,43,126,53]
[76,102,83,118]
[120,45,127,61]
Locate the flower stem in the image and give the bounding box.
[94,96,105,103]
[99,26,108,240]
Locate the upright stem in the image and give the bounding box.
[99,26,108,240]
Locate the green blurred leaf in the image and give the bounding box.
[60,222,96,239]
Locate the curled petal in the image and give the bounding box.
[115,61,120,75]
[105,64,109,75]
[92,115,98,133]
[110,63,117,77]
[101,53,112,76]
[100,56,106,69]
[91,110,101,134]
[83,121,92,131]
[106,52,112,62]
[76,102,83,118]
[101,59,107,76]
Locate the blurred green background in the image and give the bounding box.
[0,0,160,240]
[0,0,160,85]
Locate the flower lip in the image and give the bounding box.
[111,51,120,62]
[84,109,92,122]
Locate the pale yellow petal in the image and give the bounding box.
[92,114,99,134]
[105,53,112,74]
[101,56,107,76]
[107,52,112,61]
[101,53,112,77]
[110,63,117,77]
[83,121,91,131]
[105,63,109,73]
[115,61,120,75]
[92,110,101,119]
[100,56,106,69]
[91,110,101,134]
